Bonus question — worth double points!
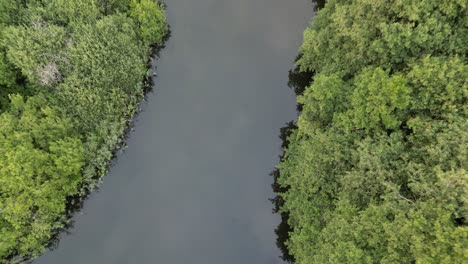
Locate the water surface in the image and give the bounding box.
[35,0,313,263]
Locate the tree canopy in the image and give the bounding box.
[277,0,467,263]
[0,94,84,258]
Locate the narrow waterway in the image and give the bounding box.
[35,0,313,263]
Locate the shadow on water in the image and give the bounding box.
[270,64,312,263]
[312,0,326,11]
[287,55,315,112]
[270,121,298,263]
[270,1,325,262]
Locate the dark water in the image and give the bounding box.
[35,0,313,263]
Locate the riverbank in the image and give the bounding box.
[0,1,168,262]
[34,0,314,263]
[275,0,467,263]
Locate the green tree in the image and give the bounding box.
[25,0,101,26]
[0,94,84,259]
[54,14,148,182]
[99,0,132,15]
[129,0,168,45]
[0,52,21,111]
[0,0,24,26]
[2,24,68,87]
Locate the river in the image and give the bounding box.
[35,0,313,263]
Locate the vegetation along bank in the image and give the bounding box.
[0,0,167,262]
[275,0,467,263]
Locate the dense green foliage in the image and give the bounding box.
[0,0,167,261]
[277,0,467,263]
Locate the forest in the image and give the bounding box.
[276,0,467,263]
[0,0,167,262]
